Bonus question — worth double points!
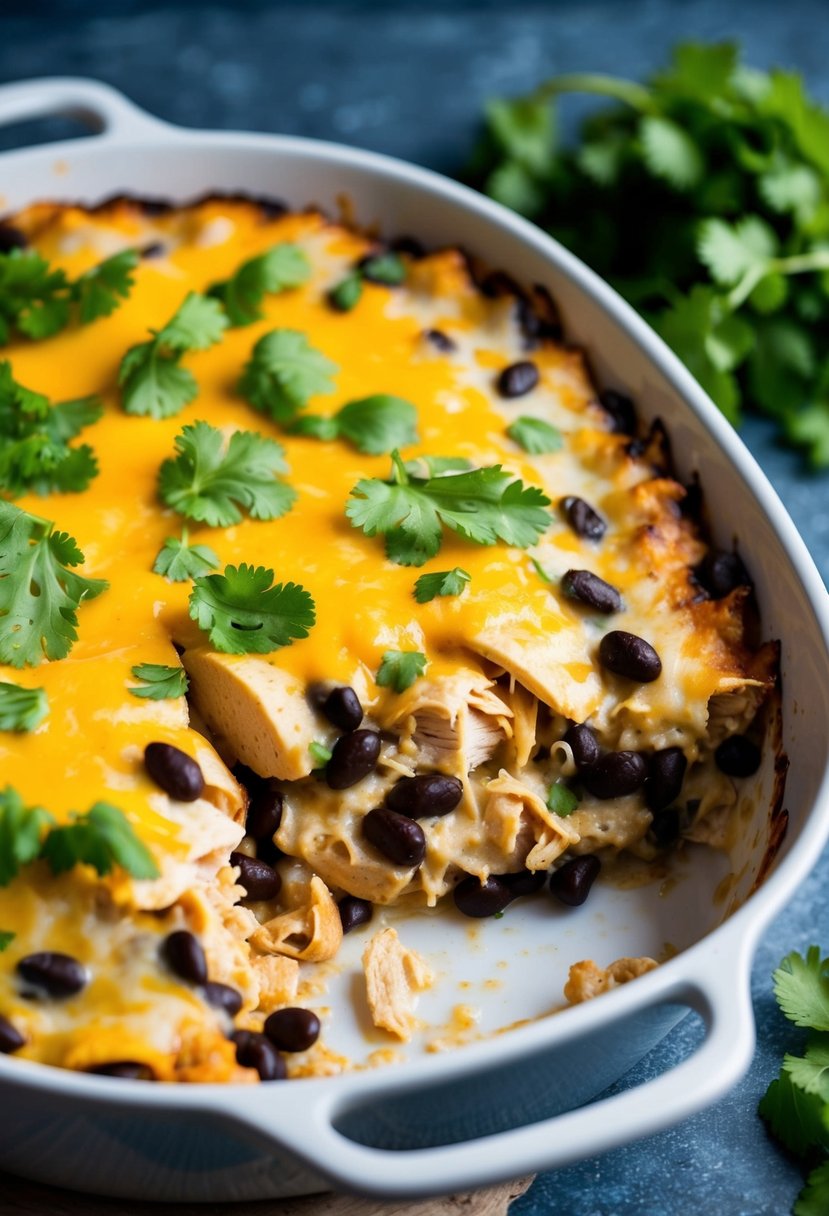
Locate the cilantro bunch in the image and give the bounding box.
[759,948,829,1213]
[469,42,829,466]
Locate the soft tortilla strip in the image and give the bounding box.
[182,649,319,780]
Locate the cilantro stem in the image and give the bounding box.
[529,73,655,114]
[390,449,410,485]
[727,249,829,311]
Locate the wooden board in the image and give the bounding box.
[0,1172,534,1215]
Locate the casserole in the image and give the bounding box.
[0,76,827,1201]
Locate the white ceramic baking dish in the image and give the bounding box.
[0,77,828,1204]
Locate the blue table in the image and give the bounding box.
[3,3,828,1211]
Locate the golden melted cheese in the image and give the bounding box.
[0,198,774,1079]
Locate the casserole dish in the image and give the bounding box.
[0,76,827,1202]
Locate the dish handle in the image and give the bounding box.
[217,946,756,1199]
[0,77,172,143]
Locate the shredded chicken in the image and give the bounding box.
[362,927,433,1041]
[564,956,659,1005]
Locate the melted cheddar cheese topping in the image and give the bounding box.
[0,198,774,1079]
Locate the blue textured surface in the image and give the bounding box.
[2,3,828,1212]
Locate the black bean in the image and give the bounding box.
[599,389,637,435]
[496,360,539,398]
[326,729,381,790]
[516,297,561,348]
[86,1061,154,1080]
[362,807,426,868]
[338,895,373,934]
[232,761,265,792]
[230,852,281,902]
[203,981,243,1017]
[17,952,87,998]
[550,855,601,906]
[258,197,288,220]
[424,328,456,353]
[385,773,463,819]
[681,477,704,521]
[0,224,27,252]
[561,496,607,541]
[140,241,166,259]
[645,748,688,812]
[256,836,284,867]
[581,751,647,800]
[0,1015,25,1053]
[649,807,682,847]
[231,1030,286,1081]
[480,270,521,298]
[161,930,207,986]
[696,550,751,600]
[246,785,283,842]
[453,875,513,918]
[563,722,600,770]
[264,1007,321,1052]
[715,735,761,778]
[501,869,546,898]
[321,685,363,732]
[561,569,623,614]
[599,631,662,683]
[144,742,204,802]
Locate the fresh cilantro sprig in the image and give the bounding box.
[376,649,428,692]
[152,531,219,582]
[41,801,159,880]
[158,421,296,526]
[0,931,14,951]
[413,567,471,602]
[238,328,338,424]
[119,292,228,418]
[189,563,315,654]
[128,664,189,700]
[0,786,159,883]
[759,947,829,1213]
[346,449,551,567]
[208,243,311,326]
[469,42,829,466]
[0,501,108,667]
[0,681,48,731]
[0,361,102,497]
[0,247,138,343]
[291,394,419,454]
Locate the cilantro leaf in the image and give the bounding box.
[41,802,159,880]
[0,361,102,497]
[697,216,777,287]
[128,663,189,700]
[119,292,228,418]
[413,567,471,602]
[209,242,311,326]
[784,1035,829,1102]
[547,782,580,817]
[189,563,315,654]
[796,1162,829,1216]
[0,931,14,951]
[360,252,407,285]
[0,246,137,342]
[309,741,333,767]
[507,415,563,454]
[759,1068,829,1159]
[158,421,296,526]
[0,786,53,884]
[0,501,108,667]
[238,328,338,424]
[0,681,48,731]
[292,394,419,454]
[328,273,363,312]
[74,249,139,324]
[347,451,551,566]
[485,96,556,177]
[376,649,428,692]
[774,948,829,1031]
[152,534,219,582]
[639,115,704,190]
